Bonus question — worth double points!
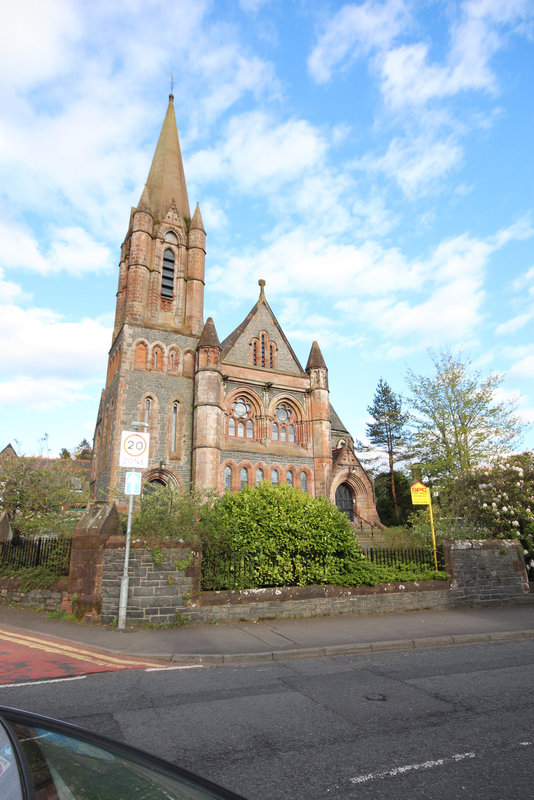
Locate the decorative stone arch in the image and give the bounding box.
[238,460,253,490]
[183,349,195,378]
[268,394,305,444]
[168,346,182,374]
[252,461,268,487]
[249,329,278,369]
[284,464,299,488]
[299,465,313,494]
[330,473,368,522]
[150,342,165,371]
[134,340,149,370]
[137,392,159,459]
[168,396,186,459]
[142,466,184,492]
[269,462,283,487]
[221,460,238,492]
[225,387,263,440]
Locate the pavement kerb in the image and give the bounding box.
[158,629,534,665]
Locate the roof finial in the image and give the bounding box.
[170,73,174,101]
[258,278,266,300]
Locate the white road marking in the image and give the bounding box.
[145,665,203,672]
[351,752,476,784]
[0,675,87,689]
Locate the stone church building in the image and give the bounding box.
[91,95,380,526]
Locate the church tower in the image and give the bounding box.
[92,94,206,501]
[91,97,380,528]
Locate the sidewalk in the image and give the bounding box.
[0,602,533,664]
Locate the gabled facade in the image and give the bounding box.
[91,96,380,526]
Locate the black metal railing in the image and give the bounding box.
[363,545,445,571]
[0,536,73,575]
[201,545,445,591]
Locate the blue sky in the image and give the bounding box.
[0,0,533,458]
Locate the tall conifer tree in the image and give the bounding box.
[367,379,409,523]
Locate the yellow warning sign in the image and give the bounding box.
[410,482,431,505]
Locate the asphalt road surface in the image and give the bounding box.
[1,639,533,800]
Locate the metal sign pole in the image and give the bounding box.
[118,491,134,630]
[117,422,149,630]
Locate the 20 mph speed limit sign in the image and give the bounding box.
[119,431,150,468]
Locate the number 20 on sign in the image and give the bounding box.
[119,431,150,468]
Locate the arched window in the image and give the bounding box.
[251,331,278,368]
[273,403,299,444]
[164,230,178,244]
[153,346,163,371]
[286,470,293,487]
[256,468,264,486]
[171,402,179,451]
[226,395,257,442]
[271,468,279,486]
[161,249,175,298]
[224,466,232,491]
[144,398,151,425]
[169,351,175,372]
[300,471,308,492]
[272,422,279,441]
[240,467,248,489]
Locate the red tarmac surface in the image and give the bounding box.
[0,627,165,685]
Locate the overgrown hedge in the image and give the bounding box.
[131,483,448,590]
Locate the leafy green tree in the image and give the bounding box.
[373,471,412,526]
[0,457,88,537]
[405,351,523,484]
[366,378,409,522]
[59,448,72,460]
[74,439,93,460]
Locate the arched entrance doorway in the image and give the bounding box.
[335,482,354,521]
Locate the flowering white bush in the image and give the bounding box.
[451,451,534,573]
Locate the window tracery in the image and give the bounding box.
[227,395,255,439]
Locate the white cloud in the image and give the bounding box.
[188,112,328,193]
[0,304,111,377]
[0,221,112,276]
[0,376,90,412]
[508,352,534,379]
[308,0,409,84]
[0,0,81,95]
[496,312,533,335]
[354,134,464,196]
[380,0,533,109]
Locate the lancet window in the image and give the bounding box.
[250,331,278,369]
[161,248,175,298]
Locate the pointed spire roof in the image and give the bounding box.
[190,202,205,231]
[198,317,221,349]
[138,94,190,223]
[306,341,327,371]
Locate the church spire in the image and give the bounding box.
[138,94,190,223]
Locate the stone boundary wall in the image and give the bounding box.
[100,543,198,625]
[446,539,529,605]
[0,577,68,613]
[0,538,530,624]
